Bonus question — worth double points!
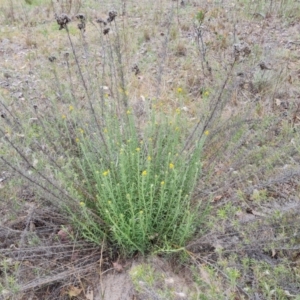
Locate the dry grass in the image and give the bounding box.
[1,0,300,299]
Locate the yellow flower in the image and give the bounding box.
[204,130,209,136]
[4,129,11,136]
[79,202,85,207]
[136,147,141,152]
[75,137,80,143]
[142,170,147,176]
[177,87,183,93]
[78,128,84,134]
[161,181,165,185]
[119,87,129,96]
[69,105,74,111]
[147,156,151,161]
[204,91,210,97]
[176,108,181,114]
[169,163,174,169]
[126,110,131,115]
[139,210,144,214]
[103,170,110,176]
[62,114,66,119]
[103,128,108,133]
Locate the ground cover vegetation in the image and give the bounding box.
[0,0,300,299]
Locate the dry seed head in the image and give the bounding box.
[76,13,86,31]
[132,64,140,75]
[107,11,117,23]
[48,56,56,62]
[96,17,107,26]
[76,13,85,21]
[55,13,71,30]
[77,22,86,31]
[103,28,110,35]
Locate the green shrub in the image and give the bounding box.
[0,12,208,257]
[60,102,206,255]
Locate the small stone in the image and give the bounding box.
[174,292,187,298]
[165,278,175,285]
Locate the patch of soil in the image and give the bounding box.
[96,272,135,300]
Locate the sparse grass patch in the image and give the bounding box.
[237,0,300,22]
[0,258,19,295]
[130,261,192,299]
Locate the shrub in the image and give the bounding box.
[63,104,206,255]
[0,11,208,256]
